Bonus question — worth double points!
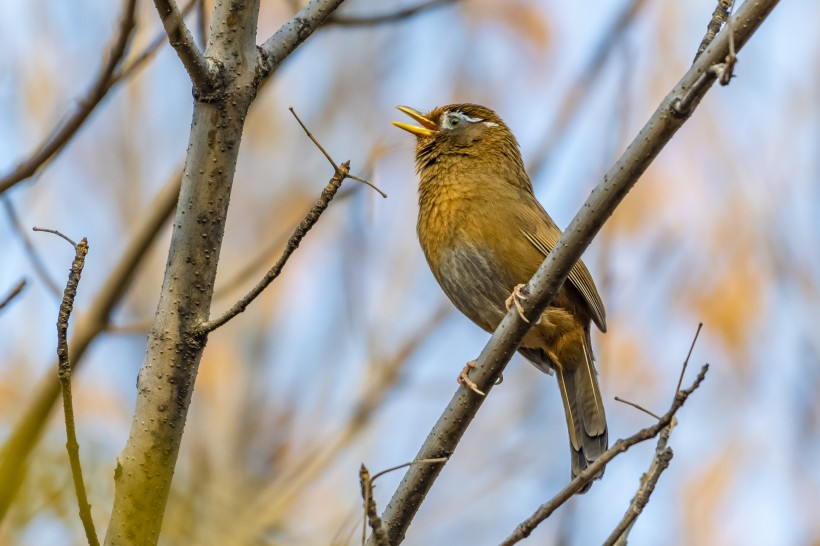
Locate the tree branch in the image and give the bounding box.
[602,424,674,546]
[257,0,348,80]
[500,365,708,546]
[369,1,779,544]
[326,0,457,27]
[35,231,98,546]
[0,0,137,195]
[152,0,217,91]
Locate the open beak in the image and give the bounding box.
[392,106,438,137]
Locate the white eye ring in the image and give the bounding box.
[442,111,485,129]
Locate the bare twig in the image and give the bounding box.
[369,2,779,543]
[676,322,703,394]
[287,107,387,197]
[360,465,388,546]
[327,0,457,26]
[198,109,384,334]
[0,279,27,311]
[0,0,137,195]
[500,365,708,546]
[2,196,62,297]
[36,231,98,546]
[359,458,449,546]
[153,0,216,90]
[603,424,675,546]
[614,396,662,420]
[32,227,77,247]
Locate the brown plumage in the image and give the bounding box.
[393,104,608,490]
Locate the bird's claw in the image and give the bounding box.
[506,283,530,323]
[458,360,485,396]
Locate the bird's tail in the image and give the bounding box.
[554,329,608,492]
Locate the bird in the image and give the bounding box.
[392,103,608,489]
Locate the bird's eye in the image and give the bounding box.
[445,114,461,129]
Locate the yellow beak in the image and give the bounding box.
[392,106,438,137]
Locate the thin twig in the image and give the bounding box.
[499,365,708,546]
[327,0,457,26]
[0,279,27,311]
[0,0,137,195]
[198,109,385,334]
[603,423,675,546]
[359,458,449,546]
[360,465,388,546]
[33,227,77,248]
[676,322,703,394]
[371,458,449,482]
[614,396,662,420]
[41,232,98,546]
[288,108,387,197]
[2,196,62,297]
[198,163,349,334]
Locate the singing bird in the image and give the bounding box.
[393,104,608,488]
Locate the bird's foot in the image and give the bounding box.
[458,360,485,396]
[506,283,530,323]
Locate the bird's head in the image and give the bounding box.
[392,103,523,176]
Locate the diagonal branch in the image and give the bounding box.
[501,365,707,546]
[508,322,705,545]
[0,0,137,195]
[197,108,383,334]
[257,0,348,80]
[602,424,674,546]
[368,1,779,544]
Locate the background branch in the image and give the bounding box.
[500,365,708,546]
[369,2,779,544]
[0,279,27,312]
[0,0,137,195]
[326,0,457,27]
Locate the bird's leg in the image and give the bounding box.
[458,360,486,396]
[506,283,530,323]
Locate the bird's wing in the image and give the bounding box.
[520,215,607,333]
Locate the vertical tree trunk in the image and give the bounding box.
[104,1,260,543]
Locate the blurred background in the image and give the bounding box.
[0,0,818,544]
